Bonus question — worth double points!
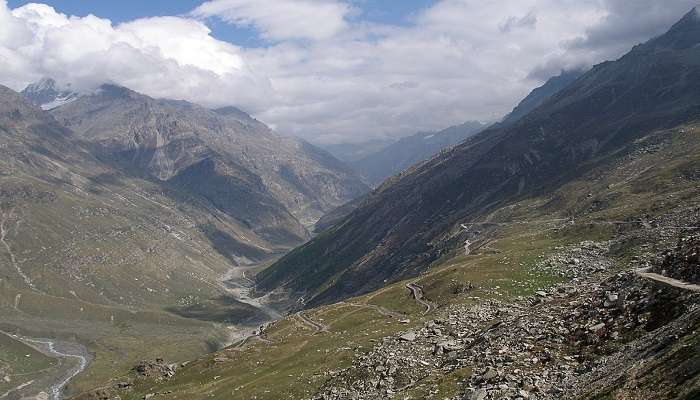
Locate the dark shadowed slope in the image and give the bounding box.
[500,69,585,126]
[258,8,700,307]
[314,67,586,229]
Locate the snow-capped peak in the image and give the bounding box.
[21,78,80,110]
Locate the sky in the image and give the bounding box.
[1,0,698,145]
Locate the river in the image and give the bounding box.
[0,331,90,400]
[220,266,284,347]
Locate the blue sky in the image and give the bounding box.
[7,0,438,47]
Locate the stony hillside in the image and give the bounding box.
[258,8,700,308]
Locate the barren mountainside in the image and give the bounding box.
[48,85,368,234]
[0,80,367,397]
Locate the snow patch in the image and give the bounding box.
[40,94,78,110]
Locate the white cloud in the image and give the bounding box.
[192,0,352,41]
[0,0,698,145]
[0,1,272,112]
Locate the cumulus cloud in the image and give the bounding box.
[0,1,272,112]
[0,0,698,145]
[192,0,352,41]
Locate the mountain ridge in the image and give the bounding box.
[46,83,368,235]
[348,121,486,185]
[258,7,700,307]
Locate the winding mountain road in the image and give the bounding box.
[406,283,436,314]
[295,312,328,334]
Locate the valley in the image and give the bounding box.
[1,3,700,400]
[0,331,90,400]
[0,82,365,398]
[76,74,700,398]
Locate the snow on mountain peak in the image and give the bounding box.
[21,78,80,110]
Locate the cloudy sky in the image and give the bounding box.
[1,0,698,144]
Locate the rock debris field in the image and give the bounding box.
[315,235,700,400]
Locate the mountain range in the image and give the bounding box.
[258,7,700,307]
[326,68,586,187]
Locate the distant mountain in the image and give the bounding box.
[322,138,396,164]
[258,7,700,307]
[336,67,583,187]
[349,121,486,186]
[21,77,79,110]
[47,84,368,235]
[500,69,585,126]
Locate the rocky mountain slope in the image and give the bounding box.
[258,7,700,308]
[349,121,485,186]
[47,84,367,237]
[317,230,700,400]
[0,83,273,397]
[22,77,79,110]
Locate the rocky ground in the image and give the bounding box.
[314,224,700,399]
[651,234,700,284]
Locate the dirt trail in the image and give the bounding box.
[295,312,328,334]
[635,267,700,292]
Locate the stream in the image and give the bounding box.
[0,332,90,400]
[220,266,283,347]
